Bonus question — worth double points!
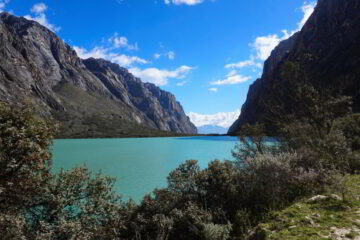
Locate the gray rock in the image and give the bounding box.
[228,0,360,134]
[0,13,197,137]
[304,216,315,226]
[307,195,328,203]
[330,194,343,201]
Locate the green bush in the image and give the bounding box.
[1,74,359,240]
[0,103,126,239]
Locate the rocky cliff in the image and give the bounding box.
[228,0,360,134]
[0,13,197,138]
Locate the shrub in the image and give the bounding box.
[200,222,232,240]
[0,103,56,213]
[0,103,126,239]
[265,61,355,173]
[235,152,326,213]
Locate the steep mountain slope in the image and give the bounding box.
[228,0,360,134]
[0,13,197,138]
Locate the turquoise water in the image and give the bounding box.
[52,136,238,202]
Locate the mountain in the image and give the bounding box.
[197,125,228,135]
[0,13,197,138]
[228,0,360,135]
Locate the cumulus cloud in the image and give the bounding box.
[211,74,251,85]
[223,1,316,76]
[129,66,194,86]
[211,2,316,91]
[298,2,316,30]
[226,70,237,77]
[225,56,262,69]
[110,54,148,66]
[250,34,285,61]
[188,110,241,128]
[108,33,139,51]
[24,3,61,32]
[31,3,47,14]
[225,59,253,69]
[74,46,193,86]
[73,46,148,67]
[251,2,316,61]
[164,0,203,6]
[74,37,194,87]
[0,0,10,13]
[73,46,108,59]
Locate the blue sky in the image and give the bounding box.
[1,0,316,127]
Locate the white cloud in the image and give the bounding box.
[250,2,316,61]
[108,33,139,51]
[0,0,10,13]
[176,81,187,86]
[164,0,203,6]
[74,46,193,86]
[225,56,262,69]
[208,87,218,92]
[129,66,194,86]
[211,74,251,85]
[298,2,316,30]
[188,110,241,128]
[24,3,61,32]
[213,2,316,91]
[109,54,148,66]
[250,34,285,61]
[31,3,47,14]
[153,51,176,60]
[165,51,175,60]
[225,59,253,69]
[73,38,193,87]
[73,46,108,59]
[73,46,148,67]
[226,70,237,77]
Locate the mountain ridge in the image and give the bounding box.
[228,0,360,134]
[0,12,197,138]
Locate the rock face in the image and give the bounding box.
[228,0,360,135]
[0,13,197,137]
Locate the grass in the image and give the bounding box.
[251,175,360,240]
[52,83,201,139]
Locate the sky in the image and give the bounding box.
[0,0,316,128]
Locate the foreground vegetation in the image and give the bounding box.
[0,62,359,239]
[253,175,360,240]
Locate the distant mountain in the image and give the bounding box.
[228,0,360,134]
[197,125,228,135]
[0,13,197,138]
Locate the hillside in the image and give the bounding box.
[228,0,360,134]
[0,13,197,138]
[248,175,360,240]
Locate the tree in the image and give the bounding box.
[0,103,125,239]
[0,103,55,213]
[264,61,354,172]
[232,123,283,165]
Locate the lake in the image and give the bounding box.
[52,136,238,202]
